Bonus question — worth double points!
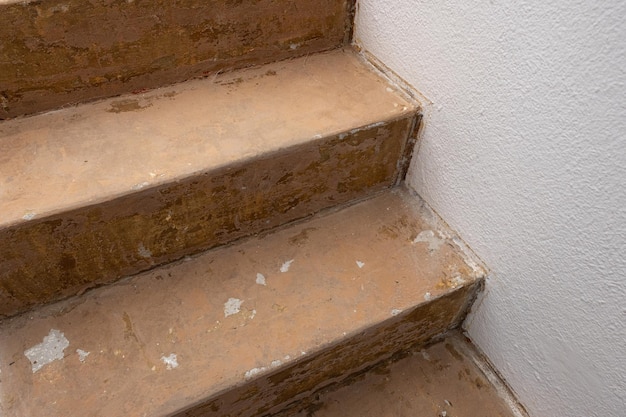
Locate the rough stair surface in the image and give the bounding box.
[287,332,523,417]
[0,0,356,118]
[0,49,419,317]
[0,188,485,417]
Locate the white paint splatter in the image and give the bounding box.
[356,260,365,268]
[424,292,432,301]
[412,230,444,252]
[450,273,466,287]
[24,329,70,373]
[224,298,243,317]
[289,43,301,50]
[256,273,266,286]
[249,309,257,320]
[131,181,150,190]
[280,259,294,273]
[76,349,90,363]
[161,353,178,370]
[391,309,402,316]
[137,242,152,258]
[22,212,36,221]
[421,350,431,361]
[245,367,266,380]
[271,360,282,368]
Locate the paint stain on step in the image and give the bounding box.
[107,99,153,113]
[224,298,243,317]
[24,329,69,373]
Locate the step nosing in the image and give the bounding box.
[0,50,417,228]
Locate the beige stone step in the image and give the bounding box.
[0,0,356,118]
[0,49,419,317]
[285,331,526,417]
[0,188,484,417]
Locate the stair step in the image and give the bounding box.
[286,332,521,417]
[0,49,419,317]
[0,0,355,118]
[0,188,484,417]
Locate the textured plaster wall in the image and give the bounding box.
[355,1,626,416]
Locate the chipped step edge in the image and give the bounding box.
[353,48,424,185]
[174,283,482,417]
[450,333,531,417]
[3,116,412,231]
[399,187,489,281]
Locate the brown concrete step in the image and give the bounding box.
[285,331,526,417]
[0,49,420,317]
[0,0,356,118]
[0,187,485,417]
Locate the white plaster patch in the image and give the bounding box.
[424,292,432,301]
[391,309,402,316]
[22,212,36,221]
[24,329,70,373]
[280,259,294,273]
[356,260,365,268]
[224,298,243,317]
[256,273,266,286]
[76,349,90,363]
[137,242,152,258]
[450,273,466,287]
[131,181,150,190]
[412,230,444,252]
[161,353,178,370]
[245,367,266,380]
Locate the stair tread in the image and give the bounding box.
[0,49,414,229]
[0,188,483,417]
[290,332,519,417]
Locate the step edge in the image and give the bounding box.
[0,113,416,231]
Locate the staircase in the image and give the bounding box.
[0,1,522,416]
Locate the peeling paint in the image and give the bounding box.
[137,242,152,258]
[76,349,90,363]
[22,212,36,221]
[161,353,178,370]
[24,329,69,373]
[256,273,266,286]
[412,230,444,252]
[131,182,150,190]
[245,367,266,380]
[224,298,243,317]
[280,259,294,273]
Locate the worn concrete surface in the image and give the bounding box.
[0,49,419,317]
[0,188,484,417]
[285,332,522,417]
[0,0,355,118]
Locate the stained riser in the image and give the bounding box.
[0,0,354,118]
[175,284,480,417]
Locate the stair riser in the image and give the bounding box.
[0,116,417,317]
[0,0,354,119]
[174,282,482,417]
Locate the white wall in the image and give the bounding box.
[355,1,626,416]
